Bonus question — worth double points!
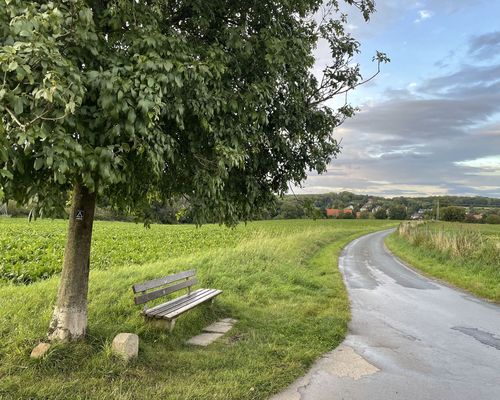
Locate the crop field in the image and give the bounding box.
[386,221,500,302]
[0,219,251,284]
[0,218,395,399]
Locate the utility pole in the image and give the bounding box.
[436,199,440,221]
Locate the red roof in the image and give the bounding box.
[326,209,353,217]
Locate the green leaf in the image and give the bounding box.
[12,97,23,115]
[164,60,173,71]
[7,61,18,71]
[174,75,182,88]
[0,169,13,179]
[34,158,44,170]
[65,101,76,114]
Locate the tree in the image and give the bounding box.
[441,206,466,222]
[388,205,407,220]
[0,0,387,341]
[374,208,388,219]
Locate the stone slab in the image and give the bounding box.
[202,321,233,333]
[220,318,238,324]
[186,332,224,346]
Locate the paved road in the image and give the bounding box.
[272,229,500,400]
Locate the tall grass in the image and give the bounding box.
[388,221,500,301]
[397,221,499,265]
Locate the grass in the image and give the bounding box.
[0,218,396,400]
[386,221,500,302]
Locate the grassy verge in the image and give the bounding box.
[0,219,395,400]
[386,222,500,302]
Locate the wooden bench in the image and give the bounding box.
[132,270,222,331]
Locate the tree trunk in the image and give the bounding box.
[48,183,96,341]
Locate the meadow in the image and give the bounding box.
[386,221,500,302]
[0,218,395,400]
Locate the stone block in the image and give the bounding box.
[112,333,139,361]
[30,342,51,359]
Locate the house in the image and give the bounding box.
[326,208,340,217]
[326,208,354,218]
[466,212,484,221]
[410,212,424,220]
[360,202,372,212]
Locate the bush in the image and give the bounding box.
[374,208,388,219]
[485,214,500,224]
[388,205,407,220]
[359,211,371,219]
[441,206,466,222]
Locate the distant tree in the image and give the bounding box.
[441,207,466,222]
[338,211,355,219]
[303,199,322,220]
[374,208,388,219]
[388,205,407,220]
[485,214,500,224]
[359,211,371,219]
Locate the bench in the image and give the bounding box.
[132,269,222,331]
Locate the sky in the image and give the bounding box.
[296,0,500,198]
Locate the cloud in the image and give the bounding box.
[468,31,500,61]
[455,156,500,178]
[301,0,500,198]
[414,9,433,23]
[299,54,500,197]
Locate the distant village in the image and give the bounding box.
[324,197,433,220]
[275,192,500,223]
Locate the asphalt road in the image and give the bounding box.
[272,229,500,400]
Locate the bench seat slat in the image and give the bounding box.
[133,269,196,293]
[145,288,213,317]
[159,289,222,320]
[158,289,221,318]
[145,288,222,320]
[162,289,222,319]
[134,277,197,305]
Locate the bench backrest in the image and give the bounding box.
[132,269,197,305]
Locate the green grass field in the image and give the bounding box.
[386,221,500,302]
[0,218,395,400]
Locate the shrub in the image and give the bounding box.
[374,208,388,219]
[441,206,466,222]
[388,205,407,220]
[485,214,500,224]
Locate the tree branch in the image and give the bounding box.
[4,107,26,131]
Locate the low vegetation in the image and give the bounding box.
[0,219,395,400]
[0,219,248,284]
[386,221,500,302]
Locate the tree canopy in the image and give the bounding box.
[1,0,387,224]
[441,206,466,222]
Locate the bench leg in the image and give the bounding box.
[166,319,176,332]
[150,318,176,332]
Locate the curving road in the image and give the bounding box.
[272,229,500,400]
